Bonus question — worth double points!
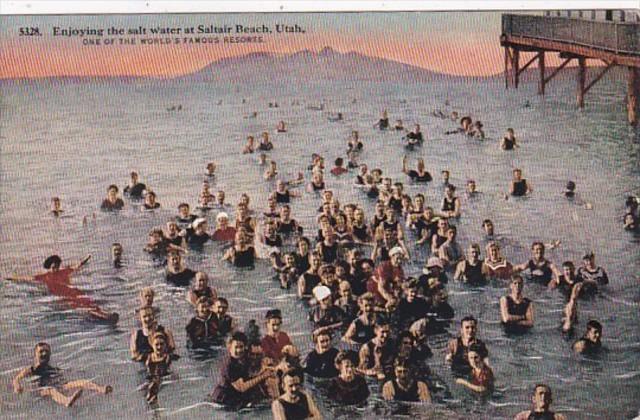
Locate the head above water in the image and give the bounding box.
[43,255,62,269]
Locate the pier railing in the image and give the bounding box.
[502,14,639,55]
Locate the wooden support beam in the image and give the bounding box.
[577,57,586,108]
[583,61,615,95]
[504,47,510,89]
[628,67,639,126]
[543,57,572,85]
[513,49,520,88]
[503,35,640,68]
[516,53,539,77]
[538,52,545,95]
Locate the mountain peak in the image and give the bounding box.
[318,46,338,56]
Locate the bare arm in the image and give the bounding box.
[402,156,409,174]
[70,254,92,271]
[272,399,287,420]
[13,366,32,393]
[305,391,322,419]
[454,260,465,281]
[342,320,358,345]
[130,330,144,361]
[521,302,534,327]
[381,381,395,400]
[455,377,488,393]
[5,275,36,283]
[417,381,432,403]
[231,368,275,393]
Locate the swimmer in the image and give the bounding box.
[445,316,489,375]
[573,320,603,354]
[123,171,147,199]
[100,184,124,211]
[441,184,461,218]
[482,219,495,238]
[501,128,518,150]
[359,322,396,380]
[454,244,487,286]
[222,230,257,268]
[508,168,532,197]
[404,124,424,147]
[276,120,287,133]
[328,112,343,122]
[212,212,236,241]
[624,212,639,231]
[327,350,370,405]
[441,169,451,186]
[374,109,389,130]
[500,275,534,333]
[130,307,176,363]
[13,342,112,407]
[258,131,274,151]
[382,357,431,402]
[264,160,278,181]
[142,191,160,210]
[482,242,513,280]
[466,179,478,197]
[304,330,339,379]
[271,372,321,420]
[205,162,216,178]
[136,287,158,317]
[394,119,404,130]
[175,203,197,230]
[308,285,346,336]
[576,251,608,295]
[330,158,348,176]
[211,297,234,337]
[187,272,217,306]
[50,196,63,216]
[261,309,292,362]
[307,172,326,193]
[242,136,255,154]
[455,344,494,394]
[144,332,172,404]
[111,242,124,268]
[395,280,430,331]
[514,242,560,286]
[514,384,567,420]
[343,292,381,345]
[471,120,485,139]
[347,130,363,153]
[438,226,464,269]
[5,254,118,322]
[210,332,275,408]
[402,156,432,183]
[186,296,219,349]
[165,251,196,287]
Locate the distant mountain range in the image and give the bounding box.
[1,46,624,83]
[178,46,468,82]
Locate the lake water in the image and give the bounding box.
[0,73,639,419]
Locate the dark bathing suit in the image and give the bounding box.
[512,179,528,196]
[463,260,486,286]
[390,379,421,402]
[278,392,311,420]
[166,268,196,287]
[503,296,532,333]
[528,412,557,420]
[526,259,554,286]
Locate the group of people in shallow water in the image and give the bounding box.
[5,103,636,419]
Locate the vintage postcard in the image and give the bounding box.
[1,6,639,420]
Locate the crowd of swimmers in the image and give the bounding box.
[5,104,638,419]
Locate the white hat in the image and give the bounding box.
[193,218,207,227]
[389,246,404,257]
[313,285,332,301]
[216,212,229,221]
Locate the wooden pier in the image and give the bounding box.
[501,13,640,125]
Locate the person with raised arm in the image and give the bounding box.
[5,254,118,322]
